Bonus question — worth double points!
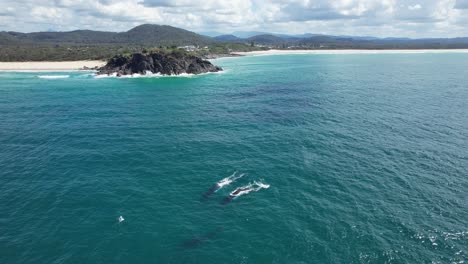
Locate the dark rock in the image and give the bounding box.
[81,65,99,70]
[97,51,222,76]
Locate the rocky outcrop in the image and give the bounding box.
[97,51,222,76]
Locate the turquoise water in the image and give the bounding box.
[0,54,467,263]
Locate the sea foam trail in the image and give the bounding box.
[217,172,245,188]
[202,172,246,199]
[222,181,270,204]
[37,75,70,79]
[229,181,270,197]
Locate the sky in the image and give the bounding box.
[0,0,468,38]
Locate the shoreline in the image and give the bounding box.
[0,60,106,71]
[231,49,468,56]
[2,49,468,70]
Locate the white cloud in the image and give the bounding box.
[0,0,466,38]
[408,4,422,10]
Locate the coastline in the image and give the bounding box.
[2,49,468,70]
[0,61,106,71]
[231,49,468,56]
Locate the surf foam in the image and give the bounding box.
[229,181,270,198]
[217,172,246,189]
[37,75,70,79]
[94,70,225,79]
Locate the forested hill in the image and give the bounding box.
[0,24,215,46]
[0,24,220,61]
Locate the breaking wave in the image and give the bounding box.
[37,75,70,79]
[94,70,225,79]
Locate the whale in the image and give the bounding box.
[202,172,245,200]
[202,183,222,199]
[222,181,270,205]
[221,186,253,205]
[180,227,224,249]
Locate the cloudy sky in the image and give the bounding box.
[0,0,468,38]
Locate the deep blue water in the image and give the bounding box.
[0,54,467,263]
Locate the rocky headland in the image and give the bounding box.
[97,51,222,76]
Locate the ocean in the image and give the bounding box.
[0,53,467,263]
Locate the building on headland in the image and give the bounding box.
[177,45,209,52]
[178,45,198,51]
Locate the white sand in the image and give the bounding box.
[232,49,468,56]
[0,61,106,71]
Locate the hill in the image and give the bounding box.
[116,24,214,46]
[247,34,289,45]
[219,33,468,49]
[0,32,23,45]
[0,24,219,61]
[6,30,118,45]
[0,24,215,46]
[214,35,243,42]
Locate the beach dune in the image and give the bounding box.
[0,61,106,71]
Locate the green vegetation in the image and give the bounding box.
[243,34,468,50]
[0,43,264,62]
[206,43,264,54]
[0,24,218,61]
[0,45,142,61]
[1,25,214,46]
[0,24,264,61]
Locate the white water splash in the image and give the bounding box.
[118,216,124,223]
[229,181,270,198]
[217,172,246,188]
[37,75,70,79]
[94,70,225,79]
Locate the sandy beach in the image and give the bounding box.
[232,49,468,56]
[2,50,468,70]
[0,61,106,71]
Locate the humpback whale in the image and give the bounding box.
[222,181,270,205]
[202,183,222,199]
[180,227,224,249]
[222,186,253,204]
[202,172,245,199]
